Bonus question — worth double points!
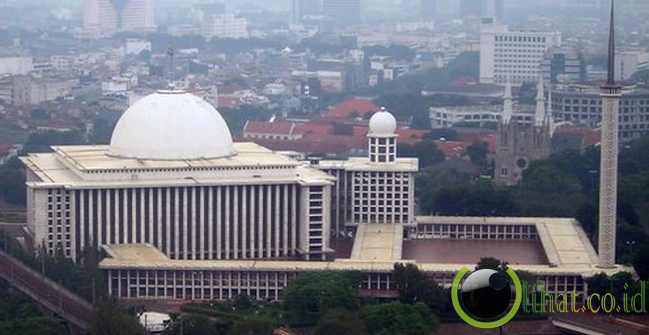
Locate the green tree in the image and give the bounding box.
[361,302,439,335]
[230,316,277,335]
[466,141,489,167]
[393,263,447,314]
[282,271,360,326]
[91,299,145,335]
[397,140,445,169]
[586,273,611,296]
[633,244,649,280]
[314,309,367,335]
[476,257,503,271]
[0,157,26,206]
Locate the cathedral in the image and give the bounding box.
[495,77,553,185]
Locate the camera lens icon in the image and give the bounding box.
[451,267,522,329]
[460,269,512,320]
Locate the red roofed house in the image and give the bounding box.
[325,98,378,119]
[434,140,470,159]
[242,121,301,141]
[396,128,429,145]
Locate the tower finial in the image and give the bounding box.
[607,0,616,85]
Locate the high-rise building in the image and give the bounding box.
[480,18,562,85]
[460,0,503,21]
[202,14,249,39]
[291,0,322,25]
[615,49,649,82]
[482,0,504,21]
[82,0,155,38]
[541,47,587,84]
[322,0,361,25]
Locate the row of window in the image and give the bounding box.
[495,35,548,43]
[81,164,295,175]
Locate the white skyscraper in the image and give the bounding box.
[202,14,250,39]
[82,0,155,38]
[480,18,562,85]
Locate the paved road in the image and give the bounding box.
[0,249,94,331]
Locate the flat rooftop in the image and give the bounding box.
[21,142,335,187]
[51,142,299,172]
[318,157,418,172]
[350,224,403,261]
[99,216,634,277]
[402,239,548,265]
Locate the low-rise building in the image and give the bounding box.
[551,84,649,141]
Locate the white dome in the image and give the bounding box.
[109,91,236,160]
[368,108,397,136]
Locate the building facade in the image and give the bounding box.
[19,80,629,306]
[551,84,649,141]
[541,47,587,84]
[322,0,361,25]
[82,0,155,38]
[495,78,552,185]
[21,91,334,261]
[202,14,249,39]
[480,19,562,85]
[615,49,649,82]
[314,109,418,236]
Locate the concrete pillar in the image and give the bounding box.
[208,187,214,259]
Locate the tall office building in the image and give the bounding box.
[202,14,249,39]
[460,0,503,21]
[290,0,322,25]
[322,0,361,25]
[480,18,562,85]
[483,0,504,21]
[82,0,155,38]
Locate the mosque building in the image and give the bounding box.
[21,3,629,301]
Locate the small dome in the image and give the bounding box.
[109,91,235,160]
[368,107,397,136]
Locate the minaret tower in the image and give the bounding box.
[368,107,398,163]
[598,0,622,269]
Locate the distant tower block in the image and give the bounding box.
[598,0,621,269]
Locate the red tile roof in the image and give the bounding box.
[434,140,469,159]
[555,124,601,147]
[396,128,428,145]
[247,133,366,155]
[294,123,333,137]
[0,144,13,155]
[217,96,240,108]
[325,98,378,119]
[244,121,295,135]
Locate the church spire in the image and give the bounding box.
[503,76,513,124]
[607,0,616,86]
[535,75,546,127]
